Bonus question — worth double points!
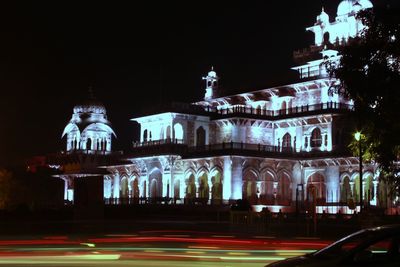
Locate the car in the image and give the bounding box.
[267,224,400,267]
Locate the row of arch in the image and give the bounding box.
[278,128,325,151]
[142,124,184,143]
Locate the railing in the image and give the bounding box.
[104,197,229,206]
[138,101,352,121]
[130,139,348,159]
[64,149,123,155]
[133,138,184,148]
[208,102,353,118]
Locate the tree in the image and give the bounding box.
[328,6,400,194]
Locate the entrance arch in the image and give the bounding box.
[307,172,326,204]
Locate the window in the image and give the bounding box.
[282,133,291,149]
[311,128,322,147]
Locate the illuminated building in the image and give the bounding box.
[58,0,391,213]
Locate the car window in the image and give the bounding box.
[313,230,376,258]
[353,235,400,264]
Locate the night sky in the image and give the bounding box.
[0,1,391,166]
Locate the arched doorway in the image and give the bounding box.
[341,176,351,203]
[185,174,196,202]
[277,172,291,205]
[120,176,129,203]
[149,169,162,200]
[307,173,326,205]
[130,178,139,199]
[196,126,206,147]
[198,172,209,202]
[174,179,180,201]
[210,169,223,204]
[262,171,275,204]
[243,170,258,204]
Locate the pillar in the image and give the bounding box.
[325,166,340,203]
[231,157,243,200]
[223,157,232,200]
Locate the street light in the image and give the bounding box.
[354,131,363,213]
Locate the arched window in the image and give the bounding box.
[86,138,92,150]
[307,173,326,204]
[196,126,206,146]
[143,129,148,142]
[282,133,291,151]
[174,123,183,140]
[311,128,322,148]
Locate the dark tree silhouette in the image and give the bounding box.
[328,6,400,193]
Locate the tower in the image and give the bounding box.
[202,67,219,100]
[61,88,116,153]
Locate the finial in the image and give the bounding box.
[322,6,324,13]
[88,85,95,100]
[211,66,214,71]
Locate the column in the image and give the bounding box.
[325,166,340,203]
[349,181,355,198]
[223,157,232,200]
[231,157,243,200]
[370,180,378,206]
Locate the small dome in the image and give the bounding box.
[317,8,330,24]
[208,70,217,78]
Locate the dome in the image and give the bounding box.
[337,0,373,16]
[73,99,107,115]
[208,70,217,78]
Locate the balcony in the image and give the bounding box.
[210,102,353,121]
[129,140,349,160]
[135,101,352,121]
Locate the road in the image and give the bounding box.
[0,231,332,266]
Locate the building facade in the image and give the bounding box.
[58,0,394,213]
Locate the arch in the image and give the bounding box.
[196,126,206,147]
[242,168,258,203]
[62,123,80,139]
[197,171,209,200]
[166,126,171,140]
[339,172,351,183]
[261,170,275,204]
[210,167,223,202]
[282,133,292,151]
[120,176,129,200]
[148,168,162,198]
[340,175,351,202]
[130,177,139,199]
[306,172,326,204]
[310,127,322,148]
[86,138,92,150]
[159,126,164,140]
[173,179,180,199]
[173,123,183,140]
[277,170,292,205]
[185,173,196,200]
[82,123,116,137]
[143,129,148,142]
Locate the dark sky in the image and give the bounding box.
[0,0,388,166]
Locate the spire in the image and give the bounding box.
[202,67,219,100]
